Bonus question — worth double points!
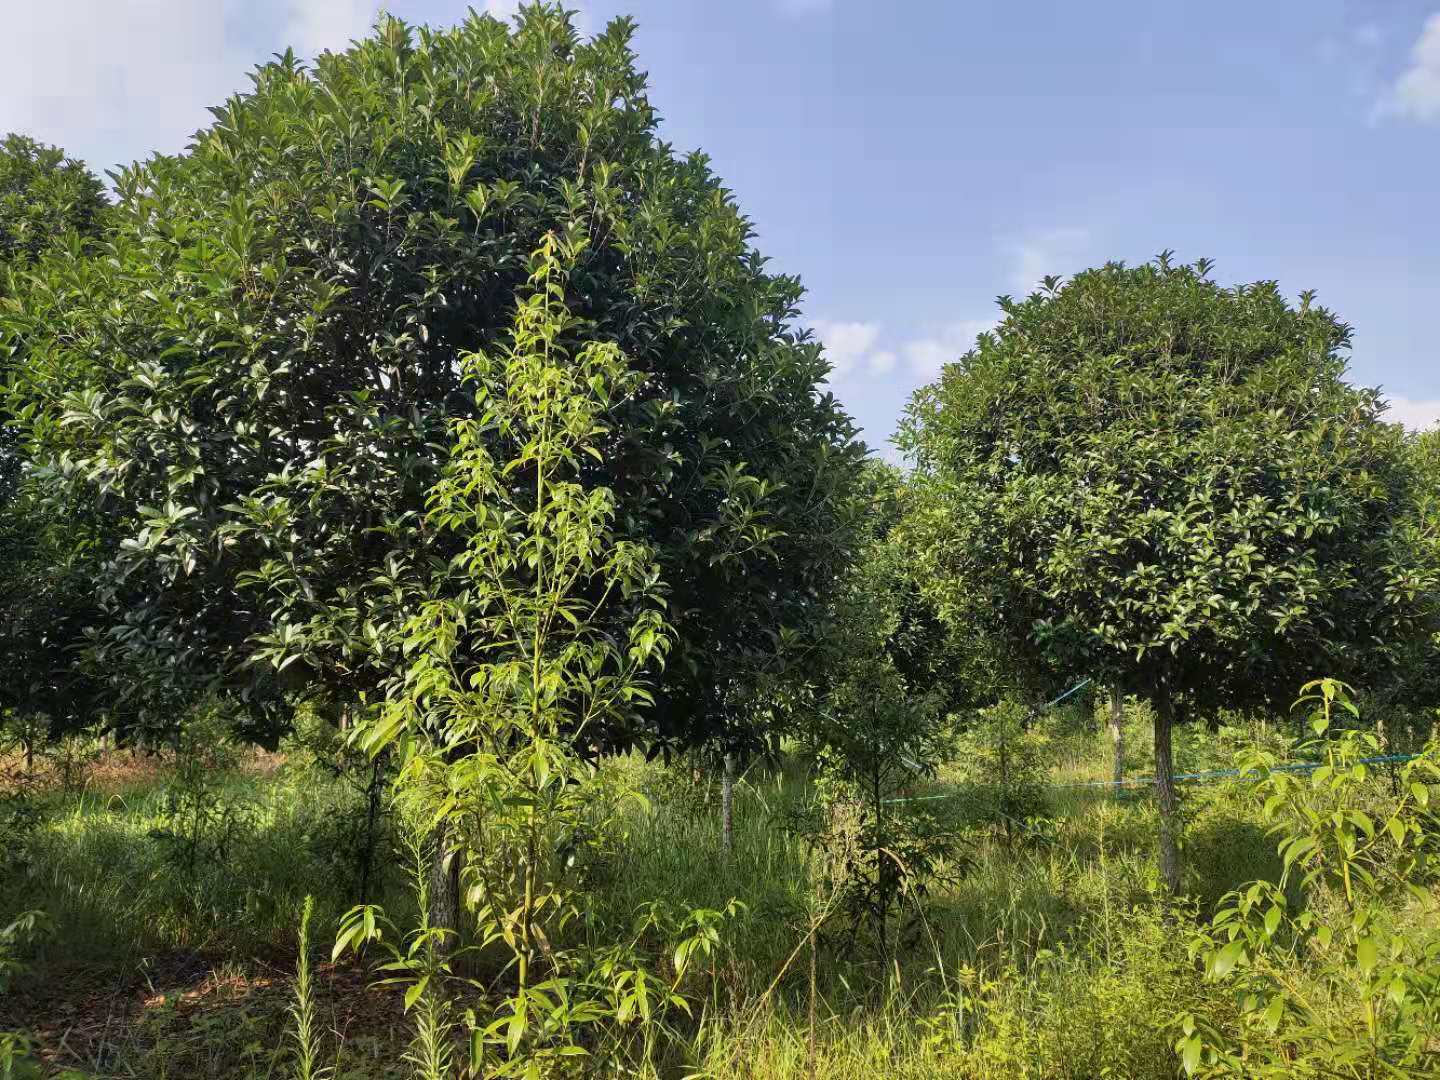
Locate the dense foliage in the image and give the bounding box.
[899,254,1438,887]
[4,7,1440,1078]
[0,491,107,747]
[3,6,861,749]
[0,134,107,271]
[0,134,107,501]
[0,137,109,747]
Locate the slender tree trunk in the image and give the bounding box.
[1109,686,1125,787]
[428,824,460,953]
[357,754,386,905]
[998,718,1013,847]
[721,753,735,855]
[1152,686,1182,893]
[873,764,887,955]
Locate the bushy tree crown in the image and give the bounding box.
[900,254,1435,713]
[4,6,861,745]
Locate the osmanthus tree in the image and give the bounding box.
[898,254,1437,892]
[0,133,107,502]
[1380,426,1440,717]
[0,136,109,748]
[4,6,862,747]
[0,135,107,267]
[0,488,112,759]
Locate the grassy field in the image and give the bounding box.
[1,704,1436,1079]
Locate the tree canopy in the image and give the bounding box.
[3,7,862,748]
[0,134,108,502]
[0,133,107,272]
[898,254,1437,888]
[0,135,109,742]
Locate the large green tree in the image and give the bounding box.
[0,133,107,500]
[0,135,109,744]
[0,133,106,267]
[899,254,1436,891]
[4,7,861,748]
[1378,426,1440,717]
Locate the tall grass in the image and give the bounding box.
[0,753,410,977]
[5,719,1436,1078]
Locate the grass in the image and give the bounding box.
[1,705,1436,1078]
[3,756,407,976]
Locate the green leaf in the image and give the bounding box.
[403,974,429,1012]
[1355,937,1377,976]
[1262,994,1284,1032]
[1211,940,1244,978]
[1263,905,1282,938]
[1180,1033,1202,1075]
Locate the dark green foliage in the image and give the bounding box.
[0,134,107,503]
[0,135,106,272]
[1377,428,1440,716]
[0,136,109,752]
[797,465,967,953]
[900,254,1437,887]
[283,708,393,905]
[145,705,268,904]
[0,491,108,743]
[953,698,1052,845]
[4,7,861,747]
[902,256,1433,708]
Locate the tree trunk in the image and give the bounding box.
[1152,686,1182,893]
[721,753,735,854]
[427,824,460,952]
[357,755,386,905]
[1109,686,1125,787]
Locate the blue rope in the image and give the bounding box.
[1042,677,1093,711]
[880,680,1093,804]
[1056,752,1419,790]
[884,753,1421,805]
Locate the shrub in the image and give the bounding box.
[1179,681,1440,1077]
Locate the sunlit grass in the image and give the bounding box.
[3,719,1436,1078]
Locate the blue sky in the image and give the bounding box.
[4,1,1438,452]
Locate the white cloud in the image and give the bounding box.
[283,0,384,57]
[814,226,1102,385]
[1,2,231,172]
[901,319,997,378]
[0,1,392,175]
[1376,12,1440,123]
[1384,395,1440,431]
[815,316,995,383]
[1007,226,1095,295]
[1354,23,1384,50]
[813,319,881,376]
[868,350,897,375]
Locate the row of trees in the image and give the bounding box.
[3,3,1438,899]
